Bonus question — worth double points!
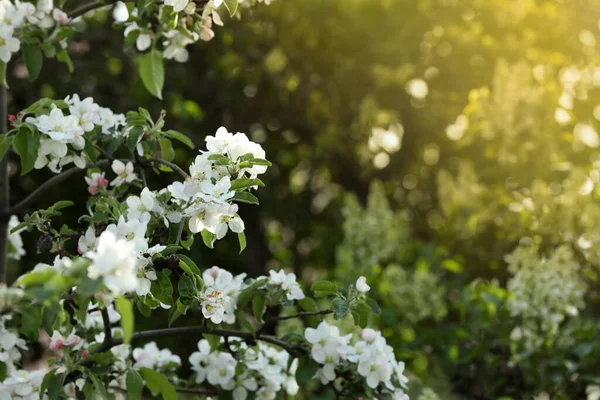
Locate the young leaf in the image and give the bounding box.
[238,231,246,253]
[139,368,177,400]
[13,125,40,175]
[331,298,350,320]
[159,138,175,161]
[139,50,165,99]
[22,44,43,81]
[351,303,371,328]
[365,298,381,315]
[222,0,239,16]
[298,297,321,327]
[237,278,268,308]
[311,280,338,297]
[252,293,266,323]
[126,369,144,400]
[164,130,194,149]
[201,229,216,249]
[176,254,201,275]
[115,297,134,344]
[232,192,259,205]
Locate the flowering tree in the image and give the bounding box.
[0,1,410,399]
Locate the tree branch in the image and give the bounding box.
[100,306,113,347]
[0,85,9,283]
[103,325,307,356]
[9,160,110,215]
[148,157,189,179]
[68,0,119,20]
[256,309,333,336]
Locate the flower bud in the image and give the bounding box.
[112,1,129,23]
[184,2,196,15]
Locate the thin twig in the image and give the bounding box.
[175,387,217,395]
[175,220,185,245]
[9,160,110,215]
[148,157,189,179]
[0,85,9,283]
[256,309,333,336]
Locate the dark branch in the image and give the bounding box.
[103,325,307,356]
[68,1,118,20]
[9,160,110,215]
[256,309,333,336]
[100,306,113,347]
[0,85,8,283]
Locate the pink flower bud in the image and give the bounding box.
[49,338,64,351]
[82,349,89,357]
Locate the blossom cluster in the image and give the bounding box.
[0,315,26,373]
[189,338,299,400]
[18,95,126,172]
[0,0,68,64]
[119,0,275,63]
[506,245,587,351]
[305,322,410,398]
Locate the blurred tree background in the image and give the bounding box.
[7,0,600,398]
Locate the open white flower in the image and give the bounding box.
[110,160,137,186]
[8,215,25,260]
[268,270,305,301]
[0,25,20,64]
[86,231,139,295]
[206,352,237,387]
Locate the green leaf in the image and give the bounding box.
[351,303,371,328]
[232,191,259,205]
[222,0,239,16]
[139,50,165,100]
[22,307,42,341]
[296,357,319,383]
[0,135,13,162]
[16,269,57,287]
[235,310,255,334]
[178,274,196,298]
[311,280,338,297]
[230,178,265,191]
[115,298,134,344]
[126,126,145,151]
[176,254,201,275]
[14,125,40,175]
[248,158,272,166]
[126,369,144,400]
[42,307,58,335]
[201,229,216,249]
[441,259,464,273]
[0,62,7,88]
[56,48,74,73]
[365,298,381,315]
[238,231,246,253]
[88,371,109,398]
[237,278,268,308]
[164,130,194,149]
[41,369,65,400]
[50,200,75,211]
[139,368,177,400]
[22,44,43,81]
[252,293,266,323]
[159,138,175,161]
[207,153,231,165]
[331,298,349,320]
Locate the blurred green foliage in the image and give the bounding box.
[6,0,600,398]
